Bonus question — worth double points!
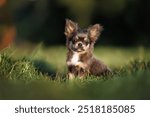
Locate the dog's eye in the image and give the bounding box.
[86,42,89,45]
[72,39,77,44]
[85,41,89,45]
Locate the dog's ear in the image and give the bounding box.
[88,24,103,41]
[64,19,78,39]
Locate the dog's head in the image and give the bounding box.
[64,19,103,52]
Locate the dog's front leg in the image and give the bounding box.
[68,72,75,80]
[78,67,89,79]
[67,65,77,80]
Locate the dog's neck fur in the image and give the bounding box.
[66,49,93,67]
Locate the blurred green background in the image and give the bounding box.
[0,0,150,47]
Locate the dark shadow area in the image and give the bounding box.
[32,59,56,79]
[1,0,150,48]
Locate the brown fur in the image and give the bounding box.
[64,19,111,79]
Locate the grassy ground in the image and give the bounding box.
[0,45,150,99]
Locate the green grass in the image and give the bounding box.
[0,45,150,99]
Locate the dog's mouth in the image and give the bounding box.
[69,40,88,52]
[72,47,85,52]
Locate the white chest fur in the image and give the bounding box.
[67,52,82,66]
[67,52,87,69]
[71,52,80,65]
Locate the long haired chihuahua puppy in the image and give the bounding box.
[64,19,111,79]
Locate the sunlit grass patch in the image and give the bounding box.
[0,46,150,99]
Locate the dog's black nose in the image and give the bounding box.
[78,43,82,47]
